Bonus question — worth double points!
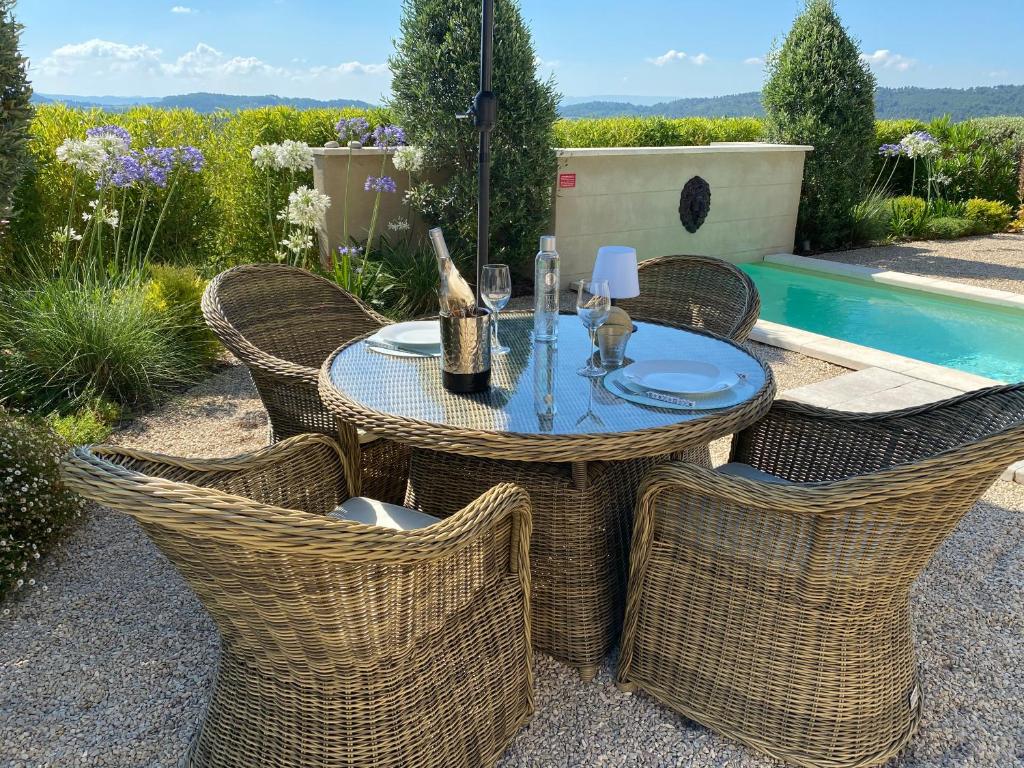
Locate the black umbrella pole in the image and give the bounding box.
[474,0,496,310]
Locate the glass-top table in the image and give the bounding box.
[319,311,776,464]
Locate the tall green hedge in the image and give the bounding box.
[9,105,1022,279]
[10,104,392,274]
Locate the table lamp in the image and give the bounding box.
[592,245,640,303]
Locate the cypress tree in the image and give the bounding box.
[0,0,32,225]
[763,0,876,251]
[389,0,559,278]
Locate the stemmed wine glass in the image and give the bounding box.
[576,279,611,377]
[481,263,511,355]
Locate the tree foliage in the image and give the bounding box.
[389,0,559,278]
[763,0,876,250]
[0,0,32,223]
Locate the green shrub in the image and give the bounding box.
[0,277,205,410]
[763,0,877,251]
[851,190,892,243]
[924,216,976,240]
[963,197,1014,233]
[889,195,927,238]
[144,263,220,365]
[390,0,559,279]
[553,116,764,148]
[928,117,1019,204]
[928,198,967,218]
[45,398,121,445]
[0,0,32,224]
[1,407,85,598]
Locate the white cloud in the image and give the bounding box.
[860,49,916,72]
[647,49,710,67]
[36,39,388,84]
[534,55,560,70]
[988,69,1009,79]
[39,39,164,77]
[744,56,764,66]
[648,49,687,66]
[170,5,196,13]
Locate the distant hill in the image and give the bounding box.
[561,84,1024,121]
[32,92,375,113]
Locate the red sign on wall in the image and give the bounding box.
[558,173,577,189]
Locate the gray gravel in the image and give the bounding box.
[3,357,1022,768]
[823,233,1024,296]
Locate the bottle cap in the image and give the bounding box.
[539,235,556,252]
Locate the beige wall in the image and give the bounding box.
[313,143,810,284]
[552,143,811,287]
[312,147,419,260]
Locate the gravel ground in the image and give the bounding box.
[823,233,1024,296]
[3,351,1022,768]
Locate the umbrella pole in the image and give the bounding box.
[474,0,496,309]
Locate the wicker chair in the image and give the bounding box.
[60,433,533,768]
[617,385,1024,768]
[616,254,760,341]
[202,263,409,502]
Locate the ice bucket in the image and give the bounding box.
[440,310,491,393]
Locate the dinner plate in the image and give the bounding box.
[623,359,739,396]
[376,321,442,352]
[605,368,752,411]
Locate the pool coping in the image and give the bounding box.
[747,254,1021,483]
[762,253,1024,312]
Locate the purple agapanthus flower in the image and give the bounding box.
[336,116,371,145]
[364,175,397,193]
[141,147,177,187]
[337,245,365,256]
[878,143,906,157]
[86,125,132,146]
[371,124,406,149]
[177,145,206,172]
[107,151,147,188]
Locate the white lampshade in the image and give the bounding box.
[592,246,640,299]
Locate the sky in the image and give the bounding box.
[18,0,1024,102]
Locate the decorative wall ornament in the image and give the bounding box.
[679,176,711,233]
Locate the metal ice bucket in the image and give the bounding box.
[440,310,491,393]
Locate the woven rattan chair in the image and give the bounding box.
[617,385,1024,768]
[616,254,760,341]
[202,263,409,502]
[61,433,533,768]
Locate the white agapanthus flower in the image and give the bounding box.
[275,140,315,172]
[281,231,314,255]
[900,131,941,159]
[50,226,83,244]
[55,138,107,174]
[392,145,425,174]
[104,209,120,229]
[251,143,279,171]
[387,217,410,232]
[282,185,330,229]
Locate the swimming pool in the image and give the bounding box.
[740,262,1024,383]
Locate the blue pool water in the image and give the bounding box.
[740,262,1024,383]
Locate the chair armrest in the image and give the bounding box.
[76,433,350,515]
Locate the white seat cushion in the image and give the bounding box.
[330,497,442,531]
[716,462,791,485]
[356,428,381,445]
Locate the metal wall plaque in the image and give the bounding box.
[679,176,711,233]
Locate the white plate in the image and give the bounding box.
[377,321,441,352]
[623,359,738,396]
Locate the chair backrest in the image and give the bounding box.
[617,254,760,340]
[203,263,387,370]
[59,435,520,675]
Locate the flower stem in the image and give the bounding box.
[362,154,388,263]
[143,171,180,265]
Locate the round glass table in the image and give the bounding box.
[318,311,776,679]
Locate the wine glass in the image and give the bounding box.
[481,263,512,355]
[576,279,611,377]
